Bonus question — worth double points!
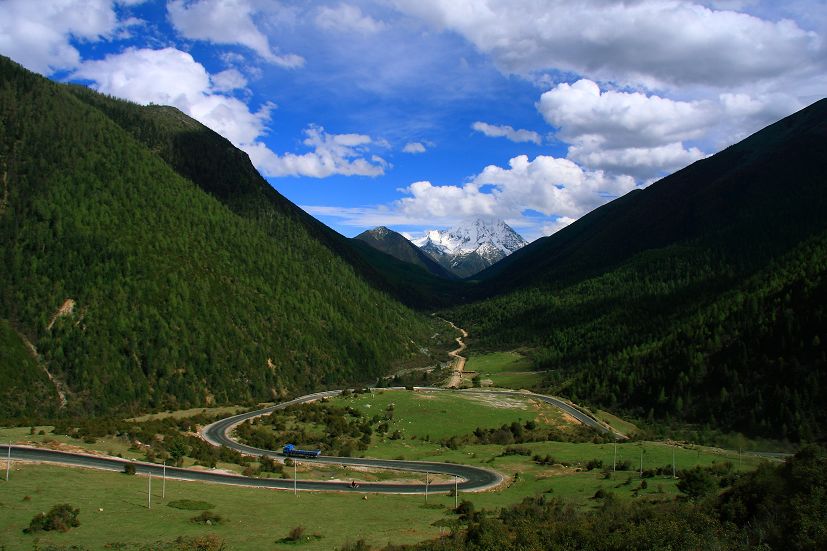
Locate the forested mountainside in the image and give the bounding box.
[448,100,827,441]
[0,56,439,417]
[65,85,453,310]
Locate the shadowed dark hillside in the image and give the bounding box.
[449,99,827,441]
[476,98,827,290]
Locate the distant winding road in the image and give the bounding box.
[1,387,620,495]
[444,322,469,388]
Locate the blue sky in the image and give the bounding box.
[1,0,825,241]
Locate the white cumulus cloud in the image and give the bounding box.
[472,121,541,145]
[538,79,715,179]
[567,142,705,181]
[73,47,271,146]
[167,0,304,67]
[0,0,124,74]
[211,68,248,92]
[74,47,381,180]
[396,154,636,223]
[539,80,716,148]
[392,0,824,90]
[304,153,638,238]
[402,142,426,154]
[315,4,386,33]
[247,125,388,178]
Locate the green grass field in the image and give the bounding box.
[594,409,640,437]
[0,436,764,550]
[0,426,146,461]
[0,387,775,550]
[464,352,543,389]
[0,464,453,550]
[332,389,574,441]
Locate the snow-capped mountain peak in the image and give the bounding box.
[413,219,527,277]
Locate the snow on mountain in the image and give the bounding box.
[413,219,527,277]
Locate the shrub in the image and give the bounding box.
[24,504,80,533]
[455,499,475,516]
[123,463,136,475]
[586,458,604,470]
[287,525,306,541]
[168,535,225,551]
[191,511,223,525]
[502,446,532,456]
[677,466,718,499]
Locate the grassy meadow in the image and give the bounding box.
[464,351,543,389]
[0,351,776,550]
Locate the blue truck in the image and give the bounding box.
[282,443,321,458]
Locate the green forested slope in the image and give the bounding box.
[64,86,459,309]
[0,56,436,417]
[449,100,827,441]
[0,319,54,416]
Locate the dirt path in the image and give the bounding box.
[17,328,68,409]
[444,321,468,388]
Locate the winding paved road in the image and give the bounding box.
[199,386,622,492]
[0,443,495,494]
[1,387,619,495]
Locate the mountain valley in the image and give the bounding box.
[1,37,826,551]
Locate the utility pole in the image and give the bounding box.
[454,475,458,509]
[425,472,429,502]
[294,460,297,497]
[639,447,643,478]
[148,472,152,509]
[162,461,166,499]
[672,447,676,479]
[6,443,11,482]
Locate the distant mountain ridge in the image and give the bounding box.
[413,219,527,278]
[354,226,457,280]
